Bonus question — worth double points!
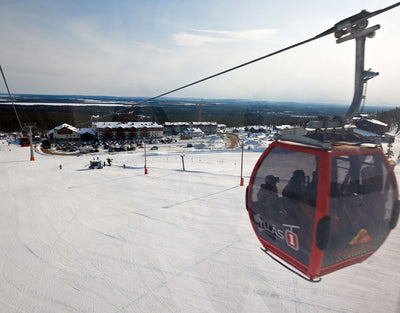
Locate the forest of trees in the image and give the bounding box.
[0,105,131,132]
[0,103,318,132]
[375,107,400,132]
[0,99,398,134]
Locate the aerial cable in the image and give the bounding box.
[122,2,400,106]
[84,2,400,126]
[135,34,326,103]
[0,64,23,129]
[81,33,323,128]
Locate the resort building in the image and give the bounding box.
[163,121,218,135]
[48,124,82,141]
[91,122,164,141]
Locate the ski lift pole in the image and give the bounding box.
[28,125,35,161]
[23,123,36,161]
[144,141,148,174]
[240,140,244,186]
[180,154,186,171]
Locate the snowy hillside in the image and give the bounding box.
[0,136,399,313]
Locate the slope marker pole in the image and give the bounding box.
[240,141,244,186]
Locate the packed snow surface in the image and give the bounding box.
[0,138,399,313]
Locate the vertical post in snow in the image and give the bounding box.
[240,140,244,186]
[181,154,185,171]
[29,125,35,161]
[23,123,36,161]
[144,141,148,174]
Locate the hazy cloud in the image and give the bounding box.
[174,29,277,47]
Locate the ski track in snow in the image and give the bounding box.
[0,140,399,312]
[161,185,239,209]
[116,233,253,313]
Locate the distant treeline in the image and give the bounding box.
[0,105,130,132]
[0,98,395,133]
[375,107,400,132]
[0,104,320,132]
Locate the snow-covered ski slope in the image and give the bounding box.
[0,140,399,313]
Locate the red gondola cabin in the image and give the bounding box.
[19,137,30,147]
[247,140,399,280]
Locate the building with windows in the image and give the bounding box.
[92,122,164,141]
[182,127,203,138]
[163,121,218,135]
[48,124,81,141]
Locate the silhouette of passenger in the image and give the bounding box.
[258,175,279,204]
[259,175,278,195]
[282,169,315,235]
[252,175,283,238]
[255,175,285,221]
[282,169,307,202]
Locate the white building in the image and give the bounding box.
[183,127,204,138]
[92,122,164,141]
[48,124,81,141]
[164,121,218,135]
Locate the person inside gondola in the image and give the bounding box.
[282,169,308,202]
[257,175,281,217]
[282,169,315,248]
[252,175,282,233]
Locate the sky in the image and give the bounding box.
[0,0,400,106]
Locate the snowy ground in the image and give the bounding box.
[0,137,399,313]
